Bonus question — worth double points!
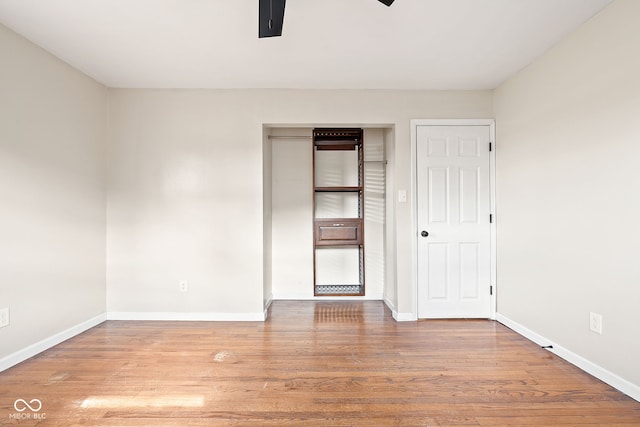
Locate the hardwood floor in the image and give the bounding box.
[1,301,639,426]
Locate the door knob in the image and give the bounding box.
[421,230,429,237]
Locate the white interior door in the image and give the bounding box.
[417,125,492,318]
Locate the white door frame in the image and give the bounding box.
[410,119,497,319]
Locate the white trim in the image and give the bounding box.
[393,311,418,322]
[411,119,496,126]
[107,311,266,321]
[383,296,396,313]
[263,295,274,320]
[0,313,106,372]
[410,121,419,320]
[488,121,497,319]
[497,313,640,402]
[272,292,384,301]
[272,292,315,300]
[383,296,417,321]
[383,296,413,321]
[410,119,497,320]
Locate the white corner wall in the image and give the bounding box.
[107,89,493,320]
[262,128,273,311]
[363,128,387,300]
[495,0,640,392]
[269,128,313,300]
[0,24,108,365]
[383,127,398,309]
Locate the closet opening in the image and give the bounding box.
[263,125,394,301]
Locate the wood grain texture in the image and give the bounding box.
[1,301,638,426]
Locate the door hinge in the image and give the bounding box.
[490,214,493,223]
[490,285,493,295]
[489,142,493,152]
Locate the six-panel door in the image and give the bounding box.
[417,125,491,318]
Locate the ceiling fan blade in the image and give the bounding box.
[378,0,395,5]
[259,0,286,38]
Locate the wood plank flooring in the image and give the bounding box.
[1,301,639,426]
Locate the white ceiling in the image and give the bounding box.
[0,0,613,90]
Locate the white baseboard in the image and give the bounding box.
[271,291,315,300]
[0,313,106,372]
[263,295,274,320]
[272,292,384,300]
[383,296,396,315]
[496,313,640,402]
[393,311,417,321]
[383,297,417,321]
[106,311,266,321]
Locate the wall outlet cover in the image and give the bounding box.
[0,307,9,328]
[589,312,603,335]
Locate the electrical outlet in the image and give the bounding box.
[179,280,188,293]
[0,307,9,328]
[589,312,603,335]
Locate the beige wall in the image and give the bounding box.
[107,89,493,318]
[495,0,640,388]
[0,25,108,361]
[2,0,638,397]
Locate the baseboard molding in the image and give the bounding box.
[383,296,417,321]
[107,311,266,321]
[383,296,396,316]
[273,292,384,300]
[496,313,640,402]
[263,295,274,320]
[271,291,314,300]
[0,313,106,372]
[393,311,417,321]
